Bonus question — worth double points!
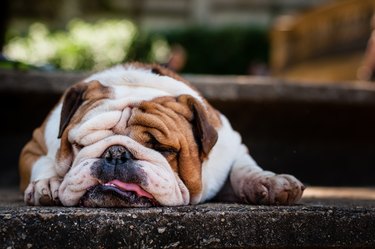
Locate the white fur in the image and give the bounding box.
[30,104,62,182]
[30,157,57,181]
[198,115,258,203]
[58,158,99,206]
[45,103,62,160]
[84,65,203,104]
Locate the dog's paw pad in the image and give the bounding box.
[243,173,305,205]
[24,177,62,206]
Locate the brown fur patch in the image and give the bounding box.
[125,62,222,129]
[19,117,48,192]
[125,96,219,200]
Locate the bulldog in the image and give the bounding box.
[19,63,305,207]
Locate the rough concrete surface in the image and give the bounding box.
[1,188,375,249]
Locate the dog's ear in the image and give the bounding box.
[58,83,88,138]
[58,80,109,139]
[150,64,189,83]
[178,95,218,158]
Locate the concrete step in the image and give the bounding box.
[2,69,375,104]
[1,187,375,249]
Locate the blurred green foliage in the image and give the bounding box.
[130,26,269,75]
[4,19,137,71]
[4,19,269,74]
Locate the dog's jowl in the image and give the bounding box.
[19,63,305,207]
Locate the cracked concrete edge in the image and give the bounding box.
[2,69,375,104]
[1,187,375,249]
[1,203,375,249]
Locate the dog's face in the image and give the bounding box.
[55,78,218,207]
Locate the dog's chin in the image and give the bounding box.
[79,184,159,208]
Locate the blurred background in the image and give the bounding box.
[1,0,375,189]
[1,0,375,80]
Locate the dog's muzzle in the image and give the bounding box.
[79,145,159,207]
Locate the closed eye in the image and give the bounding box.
[145,132,178,157]
[154,145,178,157]
[147,132,158,146]
[72,142,83,155]
[73,143,83,150]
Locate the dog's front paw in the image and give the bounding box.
[240,172,305,205]
[24,177,62,206]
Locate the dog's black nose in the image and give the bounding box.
[95,145,143,184]
[102,145,133,165]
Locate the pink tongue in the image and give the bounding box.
[108,180,154,199]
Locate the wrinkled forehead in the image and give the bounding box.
[65,65,210,145]
[77,85,172,126]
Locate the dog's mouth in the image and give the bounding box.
[79,180,159,207]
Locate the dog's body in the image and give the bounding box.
[20,64,304,207]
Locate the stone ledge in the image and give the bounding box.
[1,187,375,249]
[1,69,375,104]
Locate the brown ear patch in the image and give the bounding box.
[177,95,219,159]
[58,80,110,138]
[190,99,219,158]
[58,83,88,138]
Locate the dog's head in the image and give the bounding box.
[55,68,219,207]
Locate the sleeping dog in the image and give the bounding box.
[19,64,304,207]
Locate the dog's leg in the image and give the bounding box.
[20,121,62,206]
[23,157,61,206]
[229,144,305,205]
